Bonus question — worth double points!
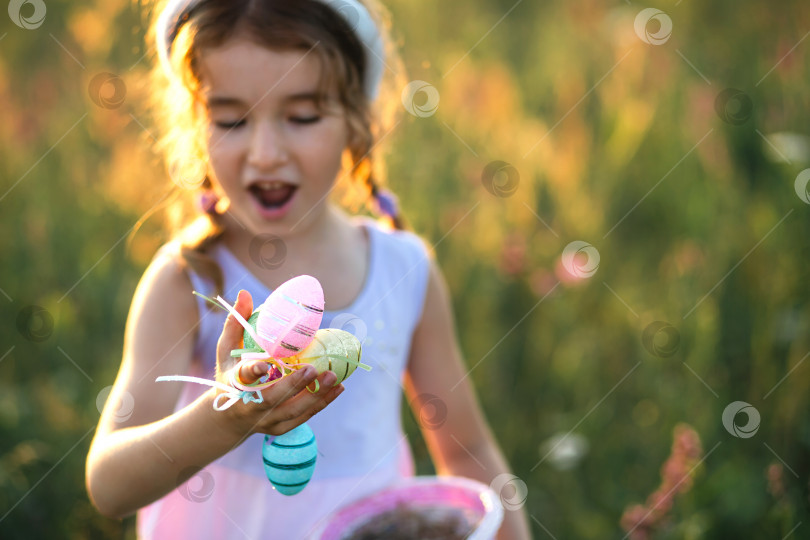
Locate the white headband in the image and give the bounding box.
[155,0,385,100]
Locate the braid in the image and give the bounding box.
[177,174,227,300]
[365,174,407,230]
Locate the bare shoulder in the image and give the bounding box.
[98,244,201,435]
[413,258,451,335]
[129,245,199,329]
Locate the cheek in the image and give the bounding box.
[298,125,347,171]
[205,147,244,196]
[206,131,243,169]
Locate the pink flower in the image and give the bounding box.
[766,463,785,499]
[620,505,652,540]
[620,424,703,538]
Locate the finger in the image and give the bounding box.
[237,360,269,385]
[216,290,256,380]
[271,383,345,435]
[233,289,254,320]
[306,370,337,393]
[226,289,254,339]
[271,372,339,419]
[261,365,319,405]
[216,290,253,356]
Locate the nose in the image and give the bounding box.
[247,119,288,170]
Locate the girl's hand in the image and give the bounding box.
[213,290,344,437]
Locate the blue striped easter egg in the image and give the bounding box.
[262,423,317,495]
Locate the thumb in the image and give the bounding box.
[237,360,270,385]
[215,290,254,379]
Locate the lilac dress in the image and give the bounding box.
[136,217,431,539]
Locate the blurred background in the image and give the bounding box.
[1,0,809,538]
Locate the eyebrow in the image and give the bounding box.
[205,92,322,108]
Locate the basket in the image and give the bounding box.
[308,476,504,540]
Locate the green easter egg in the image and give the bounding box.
[294,328,363,384]
[243,310,261,350]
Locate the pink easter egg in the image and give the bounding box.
[256,275,324,358]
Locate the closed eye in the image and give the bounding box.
[213,117,320,129]
[214,120,245,129]
[291,116,321,125]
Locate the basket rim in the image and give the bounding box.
[307,475,505,540]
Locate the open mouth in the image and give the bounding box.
[248,182,298,209]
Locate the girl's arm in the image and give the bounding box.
[405,260,532,540]
[85,253,343,518]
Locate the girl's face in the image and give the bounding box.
[197,39,350,236]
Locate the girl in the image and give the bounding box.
[85,0,530,538]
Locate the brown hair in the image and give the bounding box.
[138,0,407,296]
